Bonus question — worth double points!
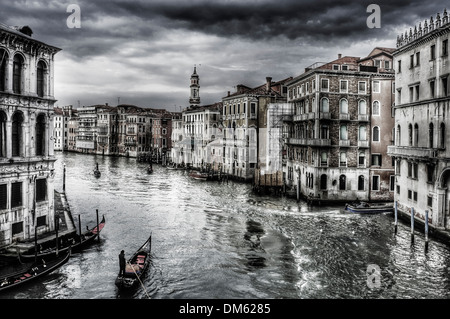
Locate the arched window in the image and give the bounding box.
[36,114,46,156]
[339,174,346,190]
[440,123,446,149]
[340,98,348,114]
[340,125,348,140]
[429,123,434,148]
[12,112,23,157]
[0,111,6,157]
[37,60,46,97]
[320,98,329,113]
[359,125,367,141]
[372,101,380,115]
[13,54,24,94]
[373,126,380,142]
[358,175,365,191]
[359,100,367,115]
[408,124,413,146]
[0,49,7,92]
[320,174,327,190]
[396,124,401,146]
[414,123,419,147]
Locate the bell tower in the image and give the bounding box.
[189,66,200,107]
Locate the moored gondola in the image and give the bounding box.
[19,215,105,262]
[0,248,71,293]
[115,234,152,290]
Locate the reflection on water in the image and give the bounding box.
[1,152,450,299]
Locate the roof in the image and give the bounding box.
[224,77,292,99]
[0,23,61,52]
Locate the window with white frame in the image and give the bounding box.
[358,81,366,94]
[372,101,380,116]
[340,80,348,93]
[372,80,380,93]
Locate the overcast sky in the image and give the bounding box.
[0,0,446,111]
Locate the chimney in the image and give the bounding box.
[236,84,245,94]
[105,103,108,106]
[338,53,342,59]
[227,91,230,97]
[266,77,272,93]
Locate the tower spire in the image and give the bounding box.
[189,65,200,107]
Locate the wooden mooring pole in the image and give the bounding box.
[425,210,429,251]
[411,207,415,244]
[96,209,100,242]
[78,215,82,244]
[394,201,398,234]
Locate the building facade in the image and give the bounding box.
[284,49,395,202]
[0,25,60,247]
[222,77,291,180]
[388,9,450,228]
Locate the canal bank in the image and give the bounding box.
[0,190,77,259]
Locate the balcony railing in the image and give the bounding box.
[358,140,369,148]
[339,139,351,147]
[309,138,331,146]
[339,113,350,121]
[358,114,369,122]
[387,146,438,159]
[319,112,331,120]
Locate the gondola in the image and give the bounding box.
[115,234,152,289]
[189,171,208,180]
[19,215,105,262]
[94,163,101,177]
[344,201,393,214]
[0,248,71,293]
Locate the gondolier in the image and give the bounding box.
[119,250,126,276]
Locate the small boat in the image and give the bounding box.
[20,216,105,262]
[0,248,71,293]
[115,234,152,289]
[94,163,101,177]
[344,201,394,214]
[189,171,209,180]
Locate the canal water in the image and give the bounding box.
[2,152,450,299]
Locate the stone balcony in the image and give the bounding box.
[387,145,438,159]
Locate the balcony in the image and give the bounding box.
[358,140,369,148]
[319,112,331,120]
[288,138,307,145]
[387,146,438,159]
[309,138,331,146]
[358,114,369,122]
[339,139,351,147]
[339,113,351,121]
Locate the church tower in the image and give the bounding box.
[189,66,200,107]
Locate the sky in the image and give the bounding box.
[0,0,447,111]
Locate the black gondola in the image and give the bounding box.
[0,248,71,293]
[94,163,101,177]
[115,234,152,289]
[19,215,105,262]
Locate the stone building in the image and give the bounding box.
[222,77,291,181]
[388,9,450,228]
[284,49,395,202]
[0,24,61,246]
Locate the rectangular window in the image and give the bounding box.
[358,81,366,94]
[430,80,435,98]
[372,175,380,191]
[390,175,395,192]
[415,85,420,101]
[408,189,412,200]
[398,60,402,73]
[36,179,47,202]
[11,182,22,208]
[340,80,348,93]
[342,65,348,71]
[443,39,448,56]
[384,61,390,69]
[0,184,6,209]
[321,79,329,92]
[333,64,340,70]
[431,45,436,60]
[371,154,381,166]
[36,215,47,227]
[410,55,414,68]
[413,191,418,202]
[428,195,433,207]
[397,185,400,194]
[416,52,420,66]
[372,81,380,93]
[12,221,23,236]
[443,77,448,97]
